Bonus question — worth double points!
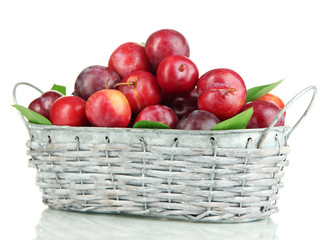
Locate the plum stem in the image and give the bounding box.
[212,87,236,95]
[226,88,236,92]
[224,88,236,95]
[106,77,111,89]
[179,64,185,72]
[113,82,135,88]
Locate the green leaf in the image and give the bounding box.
[12,104,52,125]
[51,84,66,95]
[133,120,170,129]
[211,108,253,130]
[245,79,283,103]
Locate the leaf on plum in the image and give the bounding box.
[12,104,52,125]
[133,120,170,129]
[51,84,66,95]
[245,79,283,103]
[211,108,253,130]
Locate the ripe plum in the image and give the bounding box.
[162,88,199,119]
[145,29,190,71]
[176,110,220,130]
[28,91,62,119]
[258,93,286,115]
[49,96,88,126]
[241,100,285,129]
[134,105,179,129]
[197,68,246,121]
[108,42,152,79]
[74,65,120,100]
[85,89,131,128]
[156,55,199,94]
[117,71,162,115]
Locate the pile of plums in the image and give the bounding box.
[28,29,285,130]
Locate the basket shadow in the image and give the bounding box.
[34,208,279,240]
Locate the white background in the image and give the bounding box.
[0,0,330,239]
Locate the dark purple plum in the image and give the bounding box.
[176,110,220,130]
[74,65,120,100]
[28,91,63,119]
[162,88,199,119]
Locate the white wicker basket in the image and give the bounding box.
[13,83,316,222]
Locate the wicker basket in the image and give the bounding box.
[13,83,316,222]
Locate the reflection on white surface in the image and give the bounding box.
[34,208,278,240]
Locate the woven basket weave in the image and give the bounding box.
[14,83,316,222]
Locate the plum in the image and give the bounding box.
[28,91,62,120]
[134,105,179,129]
[176,110,220,130]
[108,42,152,79]
[241,100,285,129]
[145,29,190,71]
[162,88,199,119]
[156,55,199,94]
[74,65,120,100]
[117,71,162,115]
[197,68,246,121]
[258,93,286,115]
[49,96,88,126]
[85,89,132,128]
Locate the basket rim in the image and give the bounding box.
[27,121,290,135]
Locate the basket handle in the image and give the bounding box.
[12,82,44,138]
[258,85,317,148]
